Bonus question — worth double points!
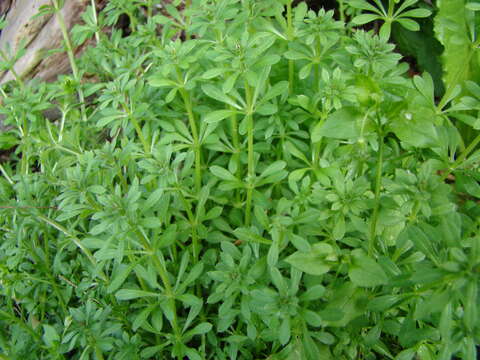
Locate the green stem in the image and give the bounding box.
[90,0,100,43]
[134,229,182,343]
[52,0,87,123]
[244,80,254,226]
[147,0,153,19]
[312,113,327,170]
[229,106,242,188]
[177,188,200,263]
[122,102,150,154]
[369,128,384,256]
[441,132,480,182]
[387,0,395,17]
[286,0,295,94]
[314,38,321,93]
[185,0,192,40]
[0,51,25,88]
[176,68,202,193]
[338,0,346,24]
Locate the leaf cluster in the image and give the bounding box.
[0,1,479,359]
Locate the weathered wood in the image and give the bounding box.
[0,0,103,85]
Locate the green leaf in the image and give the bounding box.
[389,106,439,148]
[209,165,238,182]
[312,107,362,142]
[352,14,381,25]
[300,285,326,301]
[434,0,480,92]
[466,2,480,10]
[399,8,432,18]
[133,307,155,331]
[233,227,272,245]
[0,133,18,150]
[42,325,60,347]
[367,294,406,312]
[184,322,212,338]
[348,249,388,287]
[148,76,177,88]
[202,68,226,79]
[396,18,420,32]
[259,160,286,178]
[289,233,311,252]
[285,243,335,275]
[108,263,136,294]
[115,289,160,300]
[202,84,242,109]
[204,110,237,123]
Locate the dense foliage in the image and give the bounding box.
[0,0,479,359]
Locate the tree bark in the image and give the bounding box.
[0,0,105,85]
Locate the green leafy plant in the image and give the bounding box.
[348,0,432,39]
[0,0,479,359]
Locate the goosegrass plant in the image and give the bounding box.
[0,0,479,359]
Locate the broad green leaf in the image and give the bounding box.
[389,106,439,148]
[312,107,362,142]
[348,249,388,287]
[285,243,335,275]
[42,325,60,347]
[300,285,326,301]
[434,0,480,92]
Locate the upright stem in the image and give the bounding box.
[90,0,100,44]
[314,37,321,93]
[286,0,294,94]
[135,228,182,345]
[177,189,199,263]
[369,127,384,257]
[338,0,346,24]
[122,102,150,154]
[184,0,192,40]
[229,105,242,183]
[0,51,25,88]
[176,68,201,193]
[244,81,254,225]
[52,0,87,123]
